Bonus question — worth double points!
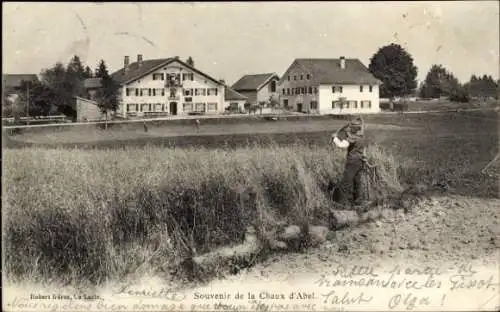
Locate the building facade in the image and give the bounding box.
[278,57,382,114]
[231,73,280,106]
[74,96,109,122]
[224,86,248,113]
[108,55,228,118]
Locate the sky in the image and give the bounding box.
[3,2,499,85]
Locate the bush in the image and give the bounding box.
[3,145,403,285]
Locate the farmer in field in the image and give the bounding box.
[330,115,369,206]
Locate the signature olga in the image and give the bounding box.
[113,284,186,301]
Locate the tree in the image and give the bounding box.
[186,56,194,67]
[39,62,76,118]
[84,66,93,78]
[419,64,461,99]
[368,43,418,99]
[94,59,119,129]
[66,55,87,98]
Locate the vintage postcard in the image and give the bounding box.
[2,1,499,311]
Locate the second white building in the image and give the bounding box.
[278,57,382,114]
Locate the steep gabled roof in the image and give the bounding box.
[232,73,279,91]
[110,57,223,86]
[3,74,39,88]
[280,58,382,85]
[224,86,248,101]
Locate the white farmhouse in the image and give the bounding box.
[278,57,382,114]
[109,55,229,118]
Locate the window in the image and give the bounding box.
[360,85,364,92]
[142,88,149,96]
[369,85,373,92]
[291,88,294,95]
[287,88,290,95]
[300,75,303,80]
[332,101,342,109]
[185,97,193,102]
[294,75,297,81]
[307,74,310,80]
[184,88,193,96]
[194,88,206,96]
[308,86,312,94]
[345,102,350,109]
[135,89,139,96]
[360,101,364,108]
[162,104,165,111]
[148,88,152,96]
[161,89,165,96]
[332,86,336,93]
[207,88,218,96]
[148,104,152,111]
[170,89,176,98]
[270,80,276,92]
[282,89,285,95]
[195,102,206,112]
[152,89,156,96]
[136,104,139,111]
[311,101,318,109]
[153,73,164,80]
[287,76,290,81]
[155,103,162,111]
[339,86,343,93]
[353,101,358,109]
[183,103,193,112]
[182,73,194,81]
[361,100,372,108]
[166,73,181,86]
[126,88,132,96]
[314,87,318,94]
[283,99,289,108]
[207,103,217,111]
[127,104,136,112]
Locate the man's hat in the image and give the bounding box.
[349,115,363,126]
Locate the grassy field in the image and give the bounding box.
[2,110,498,287]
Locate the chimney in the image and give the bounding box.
[124,56,130,72]
[219,79,226,84]
[340,56,346,70]
[137,54,143,67]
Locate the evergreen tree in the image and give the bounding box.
[94,59,119,129]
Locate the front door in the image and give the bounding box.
[297,103,303,112]
[169,102,178,115]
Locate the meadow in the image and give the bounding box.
[2,110,498,287]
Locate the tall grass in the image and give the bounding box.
[3,144,403,286]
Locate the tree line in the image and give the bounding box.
[3,47,498,120]
[3,55,119,120]
[367,43,499,103]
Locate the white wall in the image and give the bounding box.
[318,84,380,114]
[256,77,279,104]
[118,60,225,117]
[224,99,246,113]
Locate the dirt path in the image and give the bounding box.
[4,195,499,312]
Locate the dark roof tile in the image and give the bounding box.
[3,74,39,88]
[286,59,382,85]
[232,73,278,91]
[224,86,248,101]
